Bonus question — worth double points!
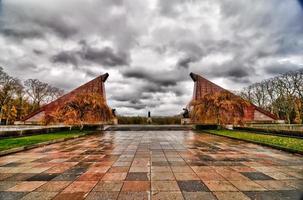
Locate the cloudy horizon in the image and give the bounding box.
[0,0,303,116]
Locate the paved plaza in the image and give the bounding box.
[0,131,302,200]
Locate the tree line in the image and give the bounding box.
[0,67,64,124]
[117,116,181,124]
[240,69,303,124]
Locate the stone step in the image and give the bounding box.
[103,125,193,131]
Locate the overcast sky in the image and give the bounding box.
[0,0,303,116]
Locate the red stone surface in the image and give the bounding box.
[23,73,109,123]
[190,73,277,122]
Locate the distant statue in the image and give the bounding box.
[147,111,152,124]
[182,108,189,118]
[112,109,116,117]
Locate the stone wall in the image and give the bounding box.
[189,72,277,122]
[24,73,109,123]
[254,110,275,121]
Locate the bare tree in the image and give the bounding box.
[24,79,50,110]
[24,79,64,111]
[47,87,64,102]
[241,68,303,123]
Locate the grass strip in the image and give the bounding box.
[0,130,90,151]
[204,129,303,153]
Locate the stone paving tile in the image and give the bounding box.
[216,170,249,181]
[20,192,58,200]
[129,166,149,172]
[125,172,149,181]
[7,181,46,192]
[214,191,250,200]
[171,166,194,173]
[108,166,129,173]
[85,191,119,200]
[197,171,226,181]
[62,181,97,193]
[5,173,36,181]
[118,191,149,200]
[183,192,217,200]
[0,131,303,200]
[283,180,303,190]
[263,171,297,180]
[254,180,297,190]
[122,181,150,192]
[35,181,71,192]
[0,162,23,167]
[244,191,303,200]
[151,166,171,172]
[52,192,87,200]
[51,173,81,181]
[230,166,257,173]
[151,181,180,191]
[283,170,303,179]
[230,180,266,191]
[174,173,200,180]
[22,167,51,174]
[0,173,14,181]
[151,172,175,180]
[0,181,19,191]
[93,181,123,191]
[203,180,238,192]
[26,173,59,181]
[241,172,274,180]
[151,191,184,200]
[101,173,127,181]
[177,180,210,192]
[0,191,28,200]
[77,172,104,181]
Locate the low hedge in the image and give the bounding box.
[0,124,104,139]
[195,124,219,130]
[235,127,303,138]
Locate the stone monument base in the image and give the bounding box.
[112,118,118,125]
[147,117,152,124]
[181,118,191,125]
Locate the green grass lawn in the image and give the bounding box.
[0,130,90,151]
[205,129,303,153]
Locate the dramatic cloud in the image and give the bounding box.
[0,0,303,115]
[50,42,129,67]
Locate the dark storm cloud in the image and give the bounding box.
[33,49,44,55]
[122,67,184,87]
[17,62,38,70]
[177,57,197,68]
[33,18,78,39]
[51,51,78,66]
[81,46,129,67]
[157,0,183,17]
[1,28,44,39]
[264,62,303,75]
[225,66,251,78]
[51,43,129,67]
[174,41,205,58]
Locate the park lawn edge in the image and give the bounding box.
[0,130,95,156]
[201,129,303,155]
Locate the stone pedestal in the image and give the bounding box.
[112,118,118,125]
[181,118,191,125]
[147,117,152,124]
